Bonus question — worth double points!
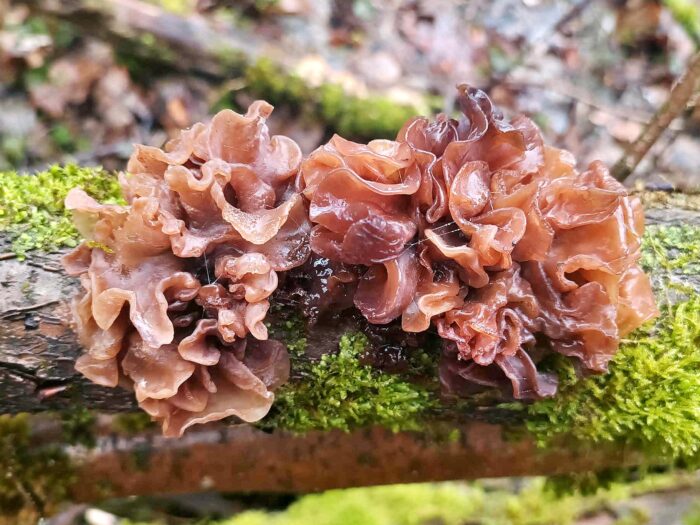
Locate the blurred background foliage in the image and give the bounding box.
[1,0,699,189]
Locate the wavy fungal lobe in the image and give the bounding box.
[65,87,657,436]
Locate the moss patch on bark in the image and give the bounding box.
[526,224,700,463]
[0,164,123,258]
[264,331,438,433]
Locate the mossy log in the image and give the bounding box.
[23,0,262,77]
[0,172,699,512]
[1,188,698,416]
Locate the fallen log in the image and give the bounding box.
[40,418,648,501]
[0,176,698,516]
[1,192,697,413]
[23,0,265,78]
[0,2,700,513]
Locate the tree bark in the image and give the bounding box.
[0,250,136,414]
[68,420,643,501]
[1,203,697,415]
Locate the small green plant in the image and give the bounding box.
[664,0,700,46]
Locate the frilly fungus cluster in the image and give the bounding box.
[63,101,306,437]
[65,86,658,436]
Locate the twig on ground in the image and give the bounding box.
[505,80,686,128]
[612,50,700,181]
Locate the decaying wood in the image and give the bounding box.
[0,250,136,414]
[68,420,642,500]
[22,0,332,83]
[0,203,697,502]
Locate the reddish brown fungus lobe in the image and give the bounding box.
[64,101,304,437]
[302,84,657,399]
[65,86,658,436]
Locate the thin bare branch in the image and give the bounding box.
[613,50,700,181]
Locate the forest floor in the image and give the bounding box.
[1,0,699,190]
[45,472,700,525]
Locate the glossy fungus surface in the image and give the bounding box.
[302,84,657,400]
[64,102,305,436]
[66,88,658,435]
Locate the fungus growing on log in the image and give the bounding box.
[65,86,658,436]
[63,101,305,437]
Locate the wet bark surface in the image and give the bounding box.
[0,204,697,416]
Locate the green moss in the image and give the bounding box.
[0,414,75,517]
[528,296,700,460]
[222,483,482,525]
[544,466,660,496]
[641,224,700,297]
[317,83,418,140]
[614,507,651,525]
[60,407,97,448]
[212,45,248,72]
[216,474,690,525]
[641,224,700,271]
[146,0,194,14]
[267,312,307,358]
[0,164,123,258]
[526,224,700,463]
[245,58,311,111]
[49,124,76,152]
[683,502,700,525]
[265,332,438,433]
[0,136,27,170]
[261,226,700,439]
[664,0,700,46]
[264,314,439,433]
[112,413,156,435]
[235,58,425,140]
